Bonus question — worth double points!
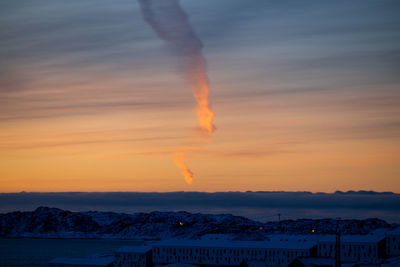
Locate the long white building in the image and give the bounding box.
[49,228,400,267]
[115,246,152,267]
[316,234,385,263]
[384,228,400,258]
[152,239,317,267]
[48,256,114,267]
[269,233,387,264]
[150,232,392,267]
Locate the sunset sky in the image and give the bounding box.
[1,0,399,193]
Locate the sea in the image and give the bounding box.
[0,238,143,266]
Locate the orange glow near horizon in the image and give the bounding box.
[0,72,399,192]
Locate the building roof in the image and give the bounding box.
[385,227,400,236]
[316,234,385,243]
[382,256,400,267]
[154,239,317,250]
[49,257,113,266]
[268,233,385,244]
[161,264,198,267]
[291,257,334,267]
[116,245,152,253]
[245,260,269,267]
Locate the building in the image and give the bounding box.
[288,257,334,267]
[316,234,385,263]
[384,228,400,258]
[48,228,400,267]
[115,246,152,267]
[242,260,269,267]
[381,256,400,267]
[152,239,318,267]
[48,256,114,267]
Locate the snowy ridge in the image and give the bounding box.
[0,207,396,240]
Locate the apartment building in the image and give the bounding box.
[115,246,152,267]
[152,239,317,267]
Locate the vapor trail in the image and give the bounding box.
[173,152,193,184]
[138,0,215,184]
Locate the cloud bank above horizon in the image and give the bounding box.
[1,191,399,223]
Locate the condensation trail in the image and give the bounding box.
[138,0,215,184]
[173,152,193,184]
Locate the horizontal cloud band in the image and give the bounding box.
[1,191,399,222]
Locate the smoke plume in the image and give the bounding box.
[173,152,193,184]
[138,0,215,184]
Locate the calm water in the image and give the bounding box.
[0,238,143,267]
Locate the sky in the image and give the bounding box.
[1,0,400,193]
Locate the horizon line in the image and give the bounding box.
[1,190,398,194]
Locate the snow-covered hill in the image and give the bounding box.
[0,207,395,239]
